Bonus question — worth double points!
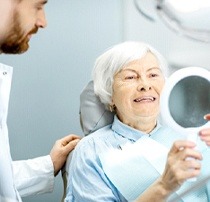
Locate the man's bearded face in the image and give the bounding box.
[0,11,38,54]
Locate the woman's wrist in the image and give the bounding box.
[155,177,173,199]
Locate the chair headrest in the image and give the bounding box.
[79,80,114,135]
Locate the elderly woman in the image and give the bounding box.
[64,41,210,202]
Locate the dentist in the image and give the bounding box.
[0,0,80,201]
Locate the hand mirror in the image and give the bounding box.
[160,67,210,144]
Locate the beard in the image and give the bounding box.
[0,11,38,54]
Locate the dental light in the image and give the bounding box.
[134,0,210,42]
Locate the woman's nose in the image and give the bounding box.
[137,80,151,91]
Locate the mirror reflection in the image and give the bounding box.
[169,76,210,128]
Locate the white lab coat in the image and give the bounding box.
[0,63,54,202]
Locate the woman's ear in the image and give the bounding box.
[109,104,116,112]
[109,99,116,112]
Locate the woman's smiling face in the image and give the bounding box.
[111,52,165,124]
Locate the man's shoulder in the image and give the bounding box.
[0,63,13,70]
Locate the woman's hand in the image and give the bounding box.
[160,140,202,193]
[199,114,210,146]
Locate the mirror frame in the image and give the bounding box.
[160,66,210,134]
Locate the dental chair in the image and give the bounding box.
[61,80,114,202]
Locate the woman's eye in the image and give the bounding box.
[125,75,137,80]
[150,73,158,78]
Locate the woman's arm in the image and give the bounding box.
[134,178,171,202]
[135,140,202,202]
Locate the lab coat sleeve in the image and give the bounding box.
[12,155,54,197]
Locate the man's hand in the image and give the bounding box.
[50,134,81,176]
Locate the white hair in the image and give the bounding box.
[92,41,168,108]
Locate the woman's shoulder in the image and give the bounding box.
[82,124,113,140]
[76,124,114,152]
